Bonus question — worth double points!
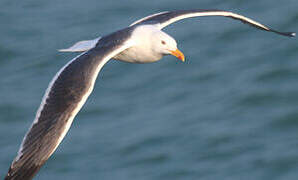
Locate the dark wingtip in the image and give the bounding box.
[271,29,296,37]
[280,31,296,37]
[289,32,296,37]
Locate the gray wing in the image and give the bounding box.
[5,29,134,180]
[130,9,295,37]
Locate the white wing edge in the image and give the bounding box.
[14,38,135,163]
[159,11,296,37]
[129,10,295,38]
[130,11,169,27]
[159,11,272,30]
[51,40,135,155]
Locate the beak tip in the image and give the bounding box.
[181,56,185,62]
[171,49,185,62]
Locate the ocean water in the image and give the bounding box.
[1,0,298,179]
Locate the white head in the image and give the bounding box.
[151,30,184,61]
[130,25,185,63]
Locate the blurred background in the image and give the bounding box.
[0,0,298,179]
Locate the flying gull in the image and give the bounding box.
[5,9,295,180]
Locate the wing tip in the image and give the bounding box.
[280,31,296,38]
[4,165,15,180]
[4,162,43,180]
[289,32,296,37]
[271,29,296,37]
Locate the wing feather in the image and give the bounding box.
[5,32,134,180]
[130,9,295,37]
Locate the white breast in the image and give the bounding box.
[114,46,162,63]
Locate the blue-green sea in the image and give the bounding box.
[1,0,298,179]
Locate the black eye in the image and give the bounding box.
[161,40,166,45]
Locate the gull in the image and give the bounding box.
[5,9,295,180]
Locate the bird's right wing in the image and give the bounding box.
[5,34,134,180]
[130,9,295,37]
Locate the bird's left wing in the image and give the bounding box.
[130,9,295,37]
[59,37,101,52]
[5,35,134,180]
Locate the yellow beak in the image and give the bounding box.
[170,49,185,62]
